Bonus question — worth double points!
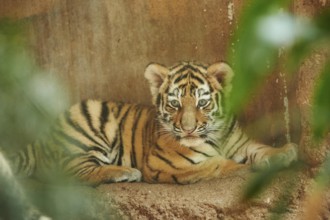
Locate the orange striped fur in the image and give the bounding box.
[10,61,298,186]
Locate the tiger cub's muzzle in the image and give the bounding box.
[173,105,207,138]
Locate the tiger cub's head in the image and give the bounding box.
[145,61,234,147]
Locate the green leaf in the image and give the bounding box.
[287,9,330,73]
[315,154,330,188]
[243,164,282,200]
[313,61,330,140]
[0,20,69,150]
[229,0,291,113]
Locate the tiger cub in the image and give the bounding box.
[0,150,50,220]
[10,61,297,185]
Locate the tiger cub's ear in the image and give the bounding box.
[207,62,234,94]
[144,63,169,99]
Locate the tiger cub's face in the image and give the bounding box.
[145,61,233,147]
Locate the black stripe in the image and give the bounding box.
[229,138,250,160]
[52,133,71,155]
[174,73,188,84]
[100,101,110,143]
[146,157,158,172]
[152,171,161,182]
[55,129,89,152]
[187,64,204,74]
[227,116,237,132]
[192,63,208,69]
[142,110,152,152]
[228,136,250,159]
[156,94,161,106]
[113,152,119,164]
[176,151,200,164]
[239,157,248,164]
[16,152,24,174]
[69,158,102,176]
[190,72,205,84]
[226,131,244,156]
[117,106,133,165]
[220,117,237,143]
[155,143,164,152]
[130,108,143,168]
[189,147,213,157]
[219,91,226,113]
[75,165,97,177]
[22,145,30,169]
[215,93,220,107]
[110,130,119,152]
[155,152,178,169]
[115,102,124,118]
[62,153,86,167]
[89,146,108,157]
[205,140,218,148]
[64,111,105,148]
[252,151,258,161]
[164,85,170,93]
[117,145,124,166]
[189,83,197,96]
[169,63,183,70]
[171,175,183,185]
[80,101,109,146]
[248,145,268,162]
[173,65,189,75]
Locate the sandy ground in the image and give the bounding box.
[99,169,306,220]
[23,168,330,220]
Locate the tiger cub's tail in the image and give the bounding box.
[6,144,37,178]
[0,150,51,220]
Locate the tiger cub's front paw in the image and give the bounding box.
[279,143,298,166]
[254,143,298,170]
[116,167,142,182]
[107,167,142,183]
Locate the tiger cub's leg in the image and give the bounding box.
[65,160,142,186]
[143,155,247,184]
[244,142,298,169]
[79,165,142,186]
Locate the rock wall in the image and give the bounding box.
[293,0,330,166]
[1,0,285,145]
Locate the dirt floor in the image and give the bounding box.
[96,169,318,220]
[97,168,309,219]
[24,167,330,220]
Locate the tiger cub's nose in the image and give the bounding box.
[182,127,196,134]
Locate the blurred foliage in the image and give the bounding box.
[0,20,118,220]
[0,20,68,151]
[228,0,330,218]
[229,0,330,138]
[22,180,122,220]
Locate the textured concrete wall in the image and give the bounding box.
[293,0,330,165]
[20,0,243,105]
[1,0,285,145]
[1,0,329,155]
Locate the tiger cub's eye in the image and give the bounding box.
[169,100,180,108]
[198,99,208,107]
